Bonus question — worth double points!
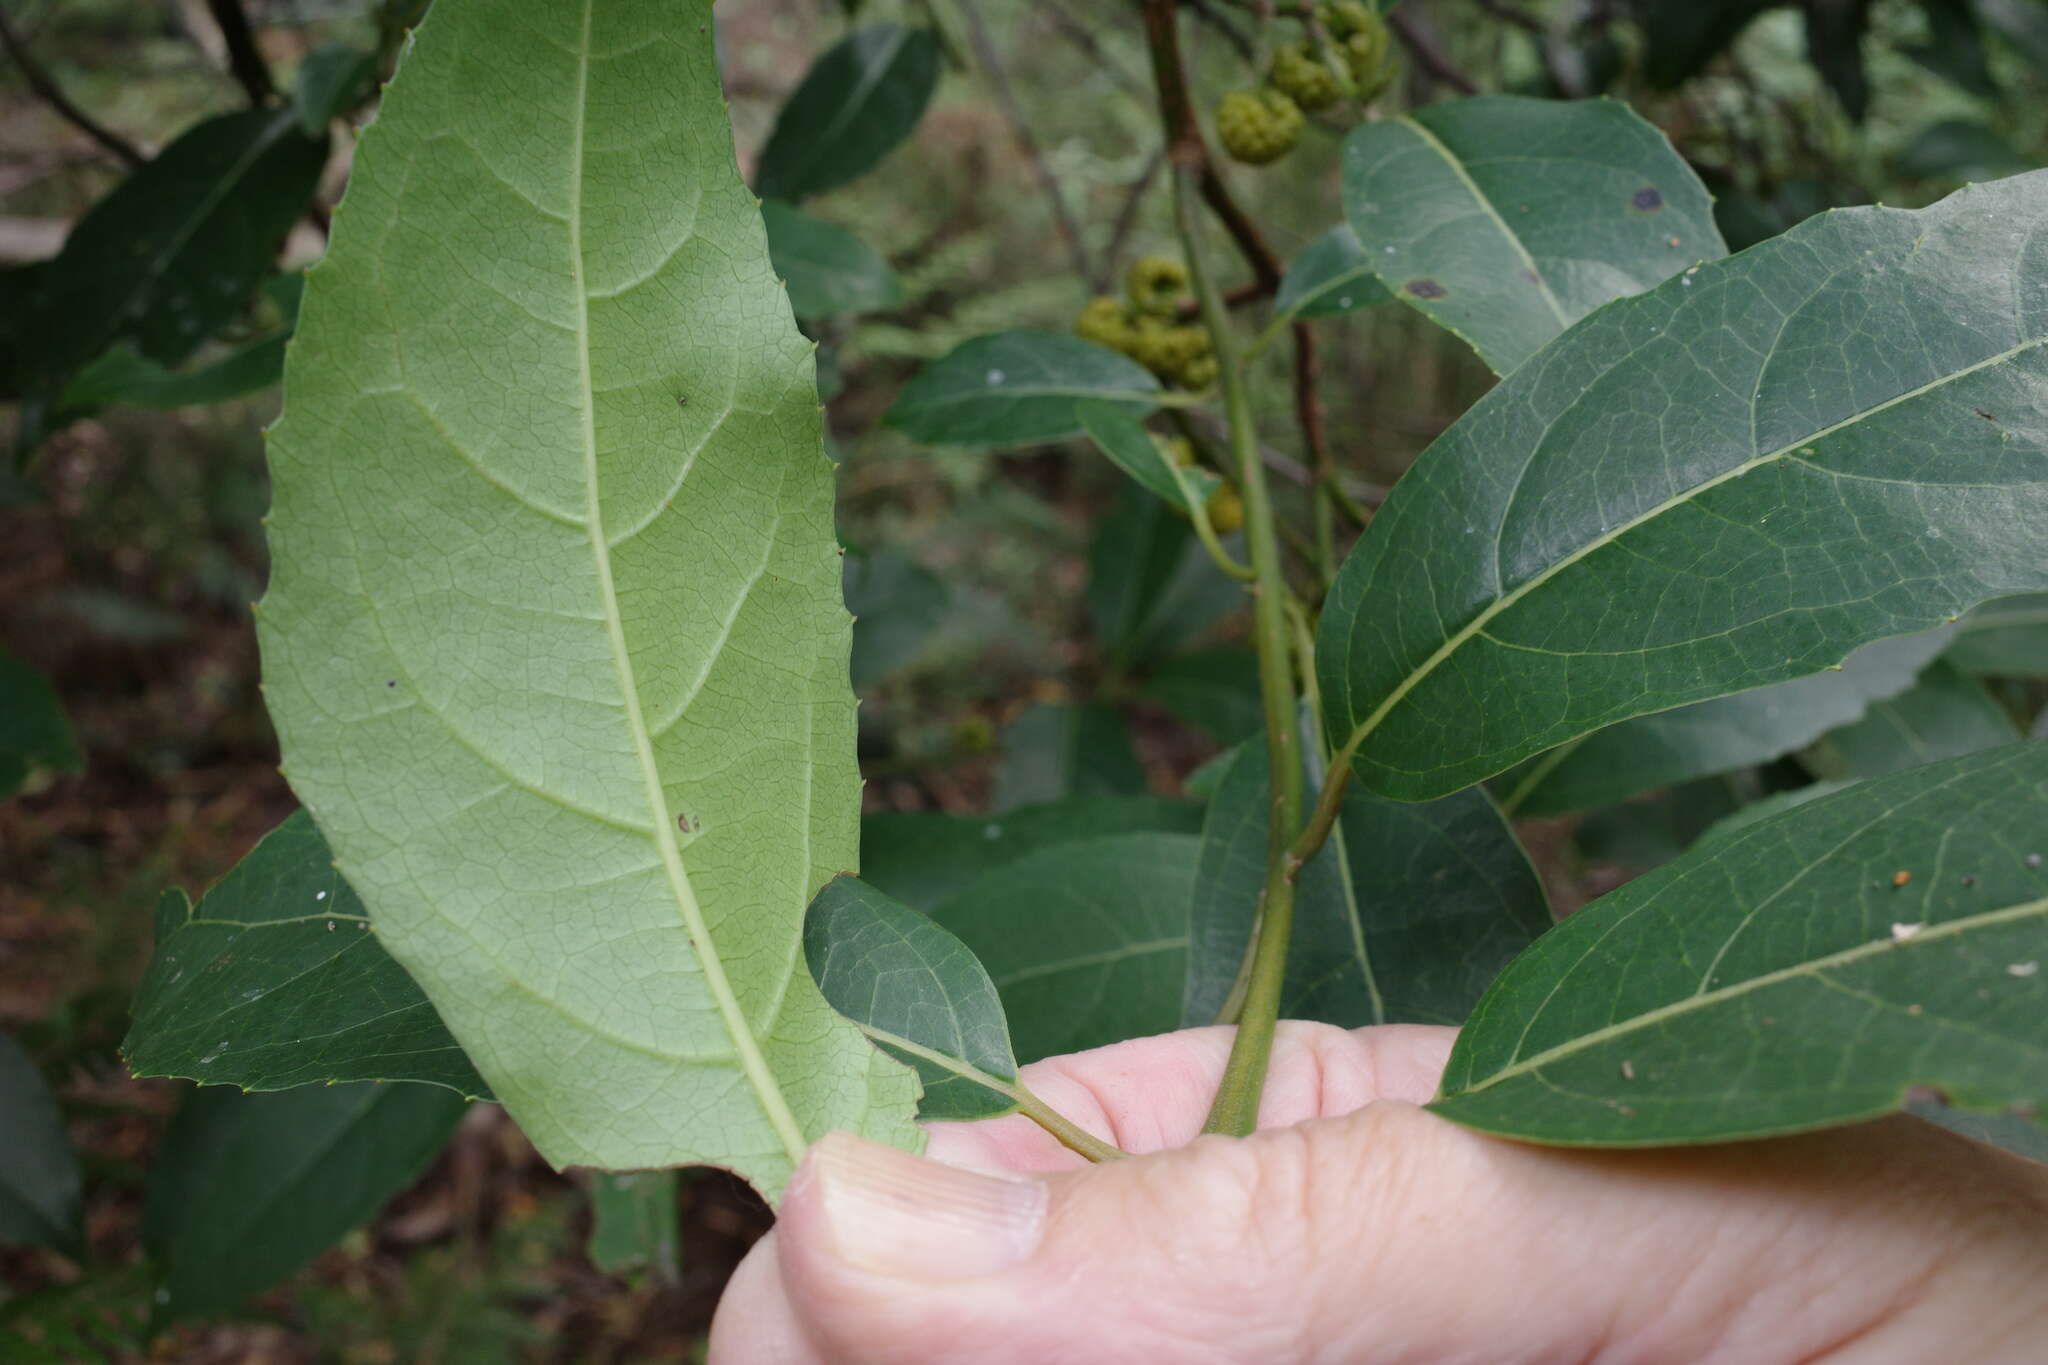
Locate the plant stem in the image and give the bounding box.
[1013,1085,1128,1163]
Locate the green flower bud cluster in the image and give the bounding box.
[1074,257,1218,390]
[1216,88,1305,166]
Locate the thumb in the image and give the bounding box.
[716,1103,2037,1365]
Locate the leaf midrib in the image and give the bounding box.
[1445,892,2048,1098]
[1394,113,1570,329]
[564,2,807,1164]
[1340,333,2048,769]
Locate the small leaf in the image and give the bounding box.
[6,107,325,394]
[1495,630,1953,817]
[859,796,1203,912]
[1342,95,1725,373]
[1320,171,2048,802]
[755,25,942,201]
[586,1171,681,1281]
[124,810,491,1099]
[257,0,919,1193]
[1435,744,2048,1145]
[0,648,81,800]
[762,199,904,319]
[1183,739,1550,1029]
[844,547,949,692]
[292,43,378,135]
[807,876,1021,1120]
[1803,661,2022,780]
[1945,592,2048,677]
[1273,224,1391,322]
[991,702,1147,812]
[886,331,1161,449]
[0,1033,82,1256]
[1140,647,1264,745]
[936,834,1198,1062]
[1076,399,1219,518]
[145,1081,466,1319]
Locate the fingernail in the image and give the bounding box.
[805,1132,1047,1282]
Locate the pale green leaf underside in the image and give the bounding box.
[1437,745,2048,1144]
[1321,171,2048,801]
[257,0,919,1198]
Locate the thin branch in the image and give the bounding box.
[1388,7,1480,95]
[205,0,277,106]
[957,0,1093,283]
[1040,0,1148,97]
[1097,144,1165,293]
[0,5,145,169]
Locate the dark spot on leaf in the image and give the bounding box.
[1405,279,1447,300]
[1974,407,1998,422]
[386,680,396,688]
[1632,186,1664,211]
[1519,268,1540,284]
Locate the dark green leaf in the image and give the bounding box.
[124,810,491,1099]
[1140,647,1264,745]
[1320,171,2048,803]
[1341,95,1725,373]
[807,876,1020,1120]
[935,833,1198,1062]
[1273,225,1391,323]
[0,648,81,800]
[293,43,378,134]
[145,1081,466,1318]
[1183,739,1549,1029]
[1495,630,1953,817]
[844,548,948,691]
[1435,745,2048,1145]
[860,796,1203,912]
[58,335,287,414]
[761,199,904,319]
[0,1034,81,1256]
[1696,778,1858,846]
[1087,486,1241,670]
[1895,119,2030,182]
[10,107,326,394]
[756,26,941,201]
[1635,0,1780,88]
[1803,661,2022,779]
[885,331,1161,448]
[1575,777,1749,872]
[1946,592,2048,676]
[1076,399,1219,517]
[990,702,1147,812]
[586,1171,680,1281]
[1802,0,1875,120]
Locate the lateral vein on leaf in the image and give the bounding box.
[1449,893,2048,1097]
[563,0,808,1165]
[1342,335,2047,759]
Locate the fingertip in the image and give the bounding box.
[706,1233,823,1365]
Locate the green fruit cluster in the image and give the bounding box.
[1270,44,1351,113]
[1320,1,1400,103]
[1216,88,1304,166]
[1074,258,1218,389]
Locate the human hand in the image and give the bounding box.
[708,1022,2048,1364]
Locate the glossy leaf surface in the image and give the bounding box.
[1321,172,2048,802]
[0,1033,81,1256]
[1436,745,2048,1144]
[1495,630,1952,817]
[1183,739,1550,1028]
[860,797,1202,912]
[886,332,1161,448]
[1342,95,1724,373]
[936,834,1197,1063]
[807,877,1020,1120]
[257,0,918,1192]
[145,1082,465,1318]
[761,199,903,319]
[125,811,489,1099]
[756,25,940,201]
